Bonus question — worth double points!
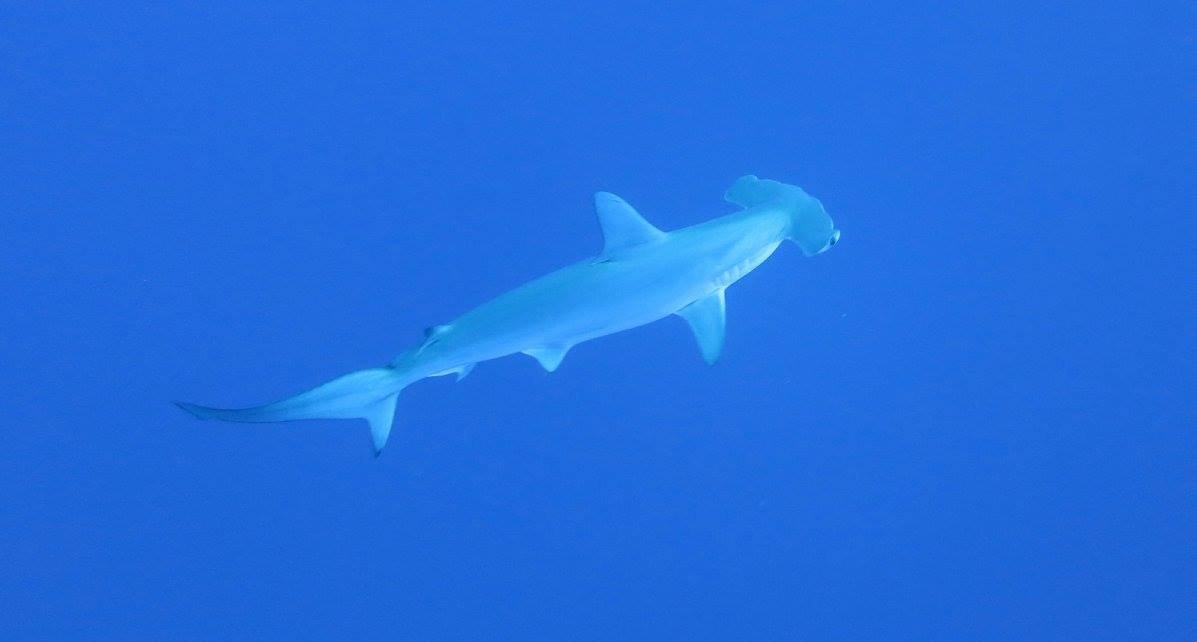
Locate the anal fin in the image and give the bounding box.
[430,363,476,381]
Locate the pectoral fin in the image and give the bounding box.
[523,346,571,372]
[676,290,726,365]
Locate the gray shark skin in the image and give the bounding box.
[177,175,840,455]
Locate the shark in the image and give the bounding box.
[177,175,841,455]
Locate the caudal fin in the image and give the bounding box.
[176,367,407,456]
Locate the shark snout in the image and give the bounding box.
[816,229,841,255]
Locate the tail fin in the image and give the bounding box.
[176,367,408,456]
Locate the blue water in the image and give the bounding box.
[3,4,1193,639]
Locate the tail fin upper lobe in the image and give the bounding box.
[176,366,408,456]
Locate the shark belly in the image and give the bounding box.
[712,241,782,289]
[427,231,784,372]
[434,257,701,365]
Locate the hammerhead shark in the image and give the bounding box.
[177,175,840,455]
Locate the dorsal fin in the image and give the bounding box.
[594,191,665,255]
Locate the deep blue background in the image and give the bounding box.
[2,3,1193,639]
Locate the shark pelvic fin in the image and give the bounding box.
[676,289,727,365]
[523,346,571,372]
[594,191,665,255]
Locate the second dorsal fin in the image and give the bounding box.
[594,191,665,256]
[416,324,452,354]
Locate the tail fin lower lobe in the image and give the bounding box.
[176,366,407,456]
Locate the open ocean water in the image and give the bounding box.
[2,3,1193,639]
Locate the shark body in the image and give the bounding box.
[178,176,840,455]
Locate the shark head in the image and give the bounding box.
[789,194,840,257]
[724,175,840,256]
